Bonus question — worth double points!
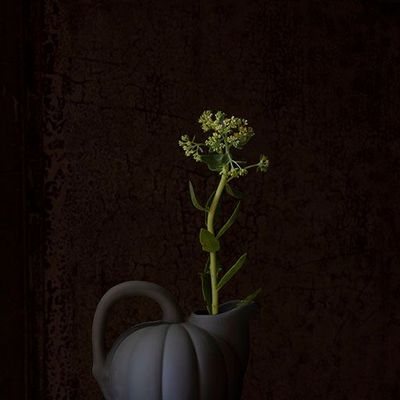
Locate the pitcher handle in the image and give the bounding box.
[92,281,183,383]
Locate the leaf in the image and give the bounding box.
[200,272,212,314]
[203,256,210,273]
[216,201,241,239]
[189,180,208,211]
[225,183,244,199]
[199,228,220,252]
[217,253,247,291]
[204,190,216,225]
[199,153,229,171]
[205,191,216,209]
[240,288,262,305]
[204,190,222,226]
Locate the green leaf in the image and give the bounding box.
[200,271,212,314]
[198,153,229,171]
[216,201,241,239]
[225,183,244,199]
[199,228,220,252]
[240,288,262,305]
[217,253,247,291]
[203,255,210,273]
[204,190,222,226]
[205,191,216,209]
[204,190,216,225]
[189,180,208,211]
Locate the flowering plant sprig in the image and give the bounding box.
[179,110,269,315]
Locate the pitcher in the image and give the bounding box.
[92,281,256,400]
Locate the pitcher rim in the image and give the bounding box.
[189,300,256,320]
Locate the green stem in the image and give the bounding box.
[226,162,259,183]
[207,165,228,315]
[244,162,259,170]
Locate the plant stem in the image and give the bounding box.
[244,162,259,170]
[207,165,228,314]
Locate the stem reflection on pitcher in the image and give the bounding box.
[178,111,269,315]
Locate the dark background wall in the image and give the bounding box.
[2,0,400,399]
[1,0,25,399]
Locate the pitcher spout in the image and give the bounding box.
[186,300,257,369]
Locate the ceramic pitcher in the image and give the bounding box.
[92,281,256,400]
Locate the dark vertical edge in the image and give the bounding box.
[21,0,28,396]
[22,0,45,398]
[0,0,25,398]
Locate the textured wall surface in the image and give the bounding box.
[28,0,400,399]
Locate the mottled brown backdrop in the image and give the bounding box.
[2,0,400,399]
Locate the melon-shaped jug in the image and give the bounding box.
[92,281,256,400]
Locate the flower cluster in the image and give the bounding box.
[179,110,269,181]
[198,110,255,153]
[178,135,203,162]
[257,154,269,172]
[205,132,225,154]
[226,125,254,149]
[228,167,248,178]
[198,110,214,132]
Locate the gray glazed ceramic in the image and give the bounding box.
[92,281,256,400]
